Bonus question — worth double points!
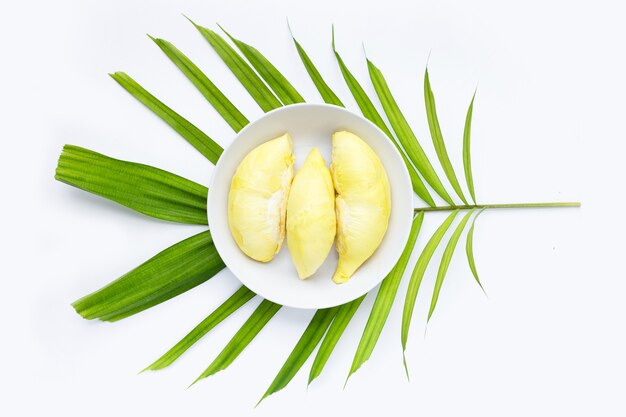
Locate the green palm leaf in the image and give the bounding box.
[55,145,208,224]
[144,286,256,371]
[149,35,249,132]
[192,299,282,385]
[308,296,365,385]
[332,30,435,207]
[59,20,582,398]
[289,29,344,106]
[347,212,424,382]
[258,307,338,404]
[109,72,223,164]
[463,92,477,203]
[72,230,225,322]
[424,69,468,205]
[466,209,487,294]
[428,209,475,321]
[401,210,459,368]
[219,25,305,105]
[367,58,454,206]
[189,19,282,112]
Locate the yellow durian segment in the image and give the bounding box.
[287,148,336,279]
[331,131,391,284]
[228,133,294,262]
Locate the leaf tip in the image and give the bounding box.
[187,375,203,389]
[402,352,411,382]
[189,366,216,388]
[108,71,127,83]
[182,13,200,29]
[331,24,336,51]
[426,300,438,324]
[480,284,488,298]
[70,298,93,320]
[140,361,161,373]
[255,393,268,408]
[216,22,232,40]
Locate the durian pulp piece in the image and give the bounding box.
[287,148,336,279]
[331,131,391,284]
[228,133,294,262]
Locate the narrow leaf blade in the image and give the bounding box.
[308,296,365,385]
[367,59,454,206]
[332,35,435,207]
[401,210,459,352]
[259,307,338,403]
[463,92,477,203]
[347,212,425,381]
[189,19,282,112]
[290,31,344,106]
[466,209,487,294]
[72,230,225,322]
[150,36,249,132]
[220,26,305,105]
[428,209,475,321]
[424,69,468,204]
[144,286,256,371]
[55,145,208,224]
[192,300,282,384]
[110,72,223,164]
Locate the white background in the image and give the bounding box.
[1,0,624,415]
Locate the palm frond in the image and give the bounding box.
[347,212,424,382]
[188,19,282,112]
[308,296,365,385]
[55,145,208,224]
[149,35,249,132]
[109,72,223,163]
[144,286,256,371]
[401,210,459,367]
[332,29,435,207]
[428,209,475,321]
[192,299,282,385]
[463,92,477,203]
[57,19,581,400]
[72,230,225,322]
[259,307,338,404]
[424,69,468,205]
[366,58,454,206]
[219,25,305,105]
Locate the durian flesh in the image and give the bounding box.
[331,131,391,284]
[228,133,294,262]
[287,148,336,279]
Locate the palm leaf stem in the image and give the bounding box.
[414,202,580,212]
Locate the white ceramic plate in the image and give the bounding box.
[208,104,413,309]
